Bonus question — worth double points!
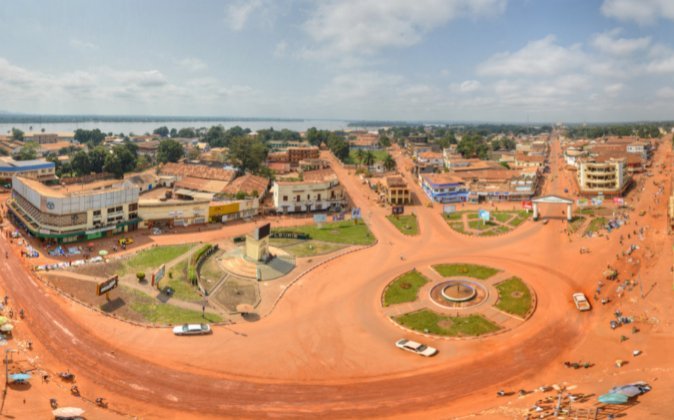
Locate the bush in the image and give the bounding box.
[136,272,145,282]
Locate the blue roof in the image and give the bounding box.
[0,158,54,172]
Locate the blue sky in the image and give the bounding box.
[1,0,674,122]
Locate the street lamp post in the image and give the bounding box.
[4,348,16,388]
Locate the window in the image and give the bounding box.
[317,194,321,201]
[307,194,310,200]
[129,203,138,211]
[93,210,101,216]
[296,195,301,202]
[282,195,288,202]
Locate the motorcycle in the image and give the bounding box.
[58,371,75,381]
[70,385,80,396]
[96,397,108,408]
[50,398,58,409]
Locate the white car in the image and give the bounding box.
[572,293,591,312]
[395,339,437,357]
[172,323,212,336]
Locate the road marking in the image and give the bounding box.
[51,319,81,345]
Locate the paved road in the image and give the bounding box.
[0,142,669,418]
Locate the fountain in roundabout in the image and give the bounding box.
[429,279,487,308]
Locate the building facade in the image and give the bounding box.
[271,175,347,213]
[381,176,412,205]
[419,173,468,203]
[0,157,56,182]
[8,177,139,243]
[577,158,629,196]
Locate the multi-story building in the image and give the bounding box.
[271,169,347,213]
[0,157,56,182]
[419,173,468,203]
[8,176,140,243]
[381,176,412,205]
[287,146,320,165]
[456,168,539,202]
[577,158,629,196]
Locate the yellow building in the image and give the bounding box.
[382,176,412,205]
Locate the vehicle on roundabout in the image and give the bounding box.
[172,323,212,336]
[395,339,437,357]
[573,293,591,312]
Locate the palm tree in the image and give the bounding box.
[363,151,375,168]
[383,154,396,172]
[355,149,365,167]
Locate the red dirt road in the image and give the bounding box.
[0,138,673,419]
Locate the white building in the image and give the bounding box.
[271,169,347,213]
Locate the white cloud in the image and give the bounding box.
[274,41,288,58]
[225,0,263,31]
[591,28,650,55]
[318,71,404,102]
[477,35,587,77]
[69,38,98,51]
[601,0,674,25]
[108,69,168,87]
[604,83,624,95]
[646,55,674,73]
[303,0,506,57]
[178,58,207,72]
[451,80,482,93]
[656,87,674,98]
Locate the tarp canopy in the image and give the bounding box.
[52,407,85,417]
[9,373,31,382]
[598,393,629,404]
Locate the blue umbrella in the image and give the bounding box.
[598,392,629,404]
[9,373,31,382]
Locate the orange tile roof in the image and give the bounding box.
[222,174,269,196]
[159,162,235,182]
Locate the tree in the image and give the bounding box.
[135,155,151,171]
[157,139,184,163]
[153,126,169,137]
[112,144,137,172]
[177,127,197,138]
[363,151,375,167]
[11,128,24,141]
[103,153,124,178]
[88,146,107,173]
[169,128,177,137]
[378,135,391,148]
[71,151,91,176]
[203,125,228,147]
[74,129,105,147]
[187,147,200,160]
[15,142,38,161]
[383,154,396,172]
[355,149,365,166]
[228,136,267,173]
[327,134,349,161]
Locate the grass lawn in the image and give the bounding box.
[468,220,497,231]
[274,221,375,245]
[345,149,389,165]
[395,309,501,337]
[450,222,466,233]
[432,263,499,280]
[118,244,193,276]
[495,277,532,317]
[283,241,345,257]
[159,260,203,302]
[508,211,531,227]
[386,214,419,235]
[383,270,429,306]
[479,225,509,236]
[445,211,464,221]
[567,215,586,233]
[127,288,221,324]
[492,212,513,223]
[584,217,607,235]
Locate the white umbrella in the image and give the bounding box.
[0,324,13,332]
[52,407,85,417]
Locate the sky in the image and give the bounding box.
[1,0,674,123]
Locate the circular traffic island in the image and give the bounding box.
[382,263,536,339]
[430,279,486,308]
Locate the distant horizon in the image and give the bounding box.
[0,112,672,127]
